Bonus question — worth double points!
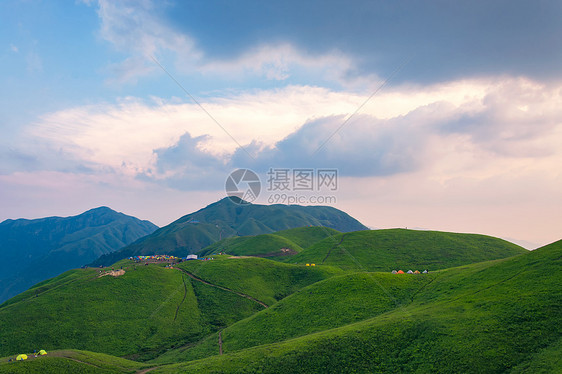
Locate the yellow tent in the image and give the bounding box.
[16,354,28,361]
[39,350,47,355]
[306,264,310,266]
[311,264,316,266]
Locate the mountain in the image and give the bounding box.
[0,236,559,373]
[0,207,158,303]
[91,197,367,266]
[288,228,527,271]
[163,238,561,373]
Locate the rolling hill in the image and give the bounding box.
[1,227,558,373]
[288,228,527,271]
[152,239,562,373]
[198,226,341,258]
[92,197,367,266]
[0,207,158,303]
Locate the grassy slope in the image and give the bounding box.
[0,350,147,374]
[198,234,305,257]
[198,226,342,259]
[156,271,436,363]
[0,262,262,361]
[176,256,343,306]
[272,226,341,249]
[290,228,527,271]
[154,240,561,373]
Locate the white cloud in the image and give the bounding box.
[25,76,562,184]
[88,0,367,85]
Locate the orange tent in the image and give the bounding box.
[397,270,405,274]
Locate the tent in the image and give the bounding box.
[39,350,47,355]
[16,354,28,361]
[414,270,420,274]
[391,270,397,274]
[423,270,428,274]
[397,270,405,274]
[407,270,414,274]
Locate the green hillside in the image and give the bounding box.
[1,225,559,374]
[197,227,341,258]
[198,234,305,258]
[176,256,342,306]
[156,271,436,363]
[0,261,263,361]
[92,198,367,266]
[289,228,527,271]
[0,350,146,374]
[274,226,342,248]
[0,207,158,303]
[151,239,562,373]
[0,256,340,362]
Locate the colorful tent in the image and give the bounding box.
[39,350,47,355]
[414,270,420,274]
[397,270,405,274]
[16,354,27,361]
[407,270,414,274]
[391,270,397,274]
[423,270,428,274]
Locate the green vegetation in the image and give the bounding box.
[0,207,157,303]
[198,234,305,257]
[159,272,436,363]
[1,225,559,373]
[92,197,367,265]
[199,226,342,259]
[289,228,527,271]
[176,256,342,306]
[0,262,261,361]
[0,350,147,373]
[151,239,562,373]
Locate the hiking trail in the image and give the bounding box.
[176,268,268,308]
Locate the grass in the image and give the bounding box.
[0,350,147,373]
[1,229,558,373]
[198,226,342,259]
[0,261,262,361]
[158,271,436,363]
[151,239,561,373]
[176,256,343,306]
[198,234,305,257]
[289,228,527,271]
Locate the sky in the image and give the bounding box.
[1,0,561,249]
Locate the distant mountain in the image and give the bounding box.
[91,197,368,266]
[0,207,158,303]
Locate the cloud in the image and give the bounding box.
[9,44,18,53]
[23,77,562,191]
[88,0,368,87]
[91,0,200,83]
[140,132,228,190]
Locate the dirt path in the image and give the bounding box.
[136,367,158,374]
[173,274,188,321]
[322,234,347,264]
[176,268,269,308]
[218,331,223,355]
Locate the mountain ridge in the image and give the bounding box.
[0,207,158,303]
[91,197,368,266]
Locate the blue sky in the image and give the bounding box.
[1,0,562,248]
